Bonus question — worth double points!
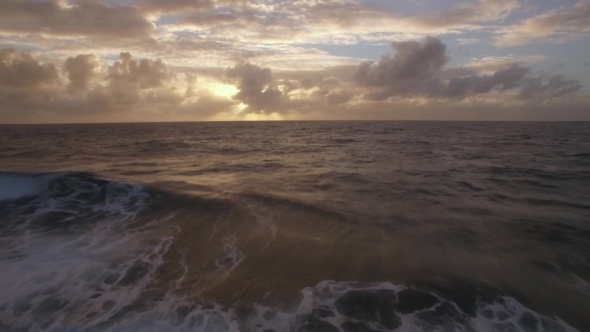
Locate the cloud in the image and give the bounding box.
[330,96,590,121]
[276,0,394,27]
[0,48,59,88]
[223,61,362,115]
[108,52,172,89]
[0,48,64,121]
[496,1,590,45]
[183,12,241,27]
[139,0,215,14]
[461,55,545,72]
[0,38,587,123]
[326,89,354,105]
[0,0,154,39]
[0,0,530,77]
[519,74,583,100]
[353,36,450,100]
[170,0,520,49]
[407,0,519,30]
[83,52,189,108]
[42,0,519,51]
[441,64,530,99]
[353,36,582,102]
[63,54,100,93]
[226,63,282,110]
[0,48,64,123]
[354,36,449,86]
[0,48,237,121]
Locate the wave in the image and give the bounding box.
[0,172,584,331]
[0,172,151,230]
[0,172,175,331]
[0,172,62,201]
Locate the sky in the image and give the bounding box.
[0,0,589,123]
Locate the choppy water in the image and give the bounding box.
[0,121,589,332]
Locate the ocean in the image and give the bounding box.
[0,121,589,332]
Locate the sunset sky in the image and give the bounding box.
[1,0,589,122]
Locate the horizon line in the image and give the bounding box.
[2,119,590,125]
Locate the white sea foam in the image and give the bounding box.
[0,226,580,332]
[0,173,165,331]
[71,280,576,332]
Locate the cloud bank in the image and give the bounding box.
[2,34,585,122]
[0,0,588,122]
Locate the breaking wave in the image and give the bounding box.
[0,173,62,201]
[0,172,582,331]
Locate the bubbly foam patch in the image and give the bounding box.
[0,220,181,331]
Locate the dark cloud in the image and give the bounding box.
[354,37,582,102]
[0,48,59,88]
[63,54,100,93]
[106,52,173,104]
[224,62,359,114]
[354,36,449,86]
[0,48,64,118]
[441,64,530,99]
[326,90,354,106]
[300,77,355,106]
[0,0,153,39]
[354,36,449,100]
[299,75,355,104]
[226,63,282,110]
[519,74,583,100]
[274,66,358,84]
[84,84,111,111]
[120,52,171,89]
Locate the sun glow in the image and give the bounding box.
[244,112,283,121]
[208,83,238,98]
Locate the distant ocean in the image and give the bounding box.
[1,121,589,331]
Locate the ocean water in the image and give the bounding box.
[0,121,589,332]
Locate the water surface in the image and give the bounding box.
[1,121,589,331]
